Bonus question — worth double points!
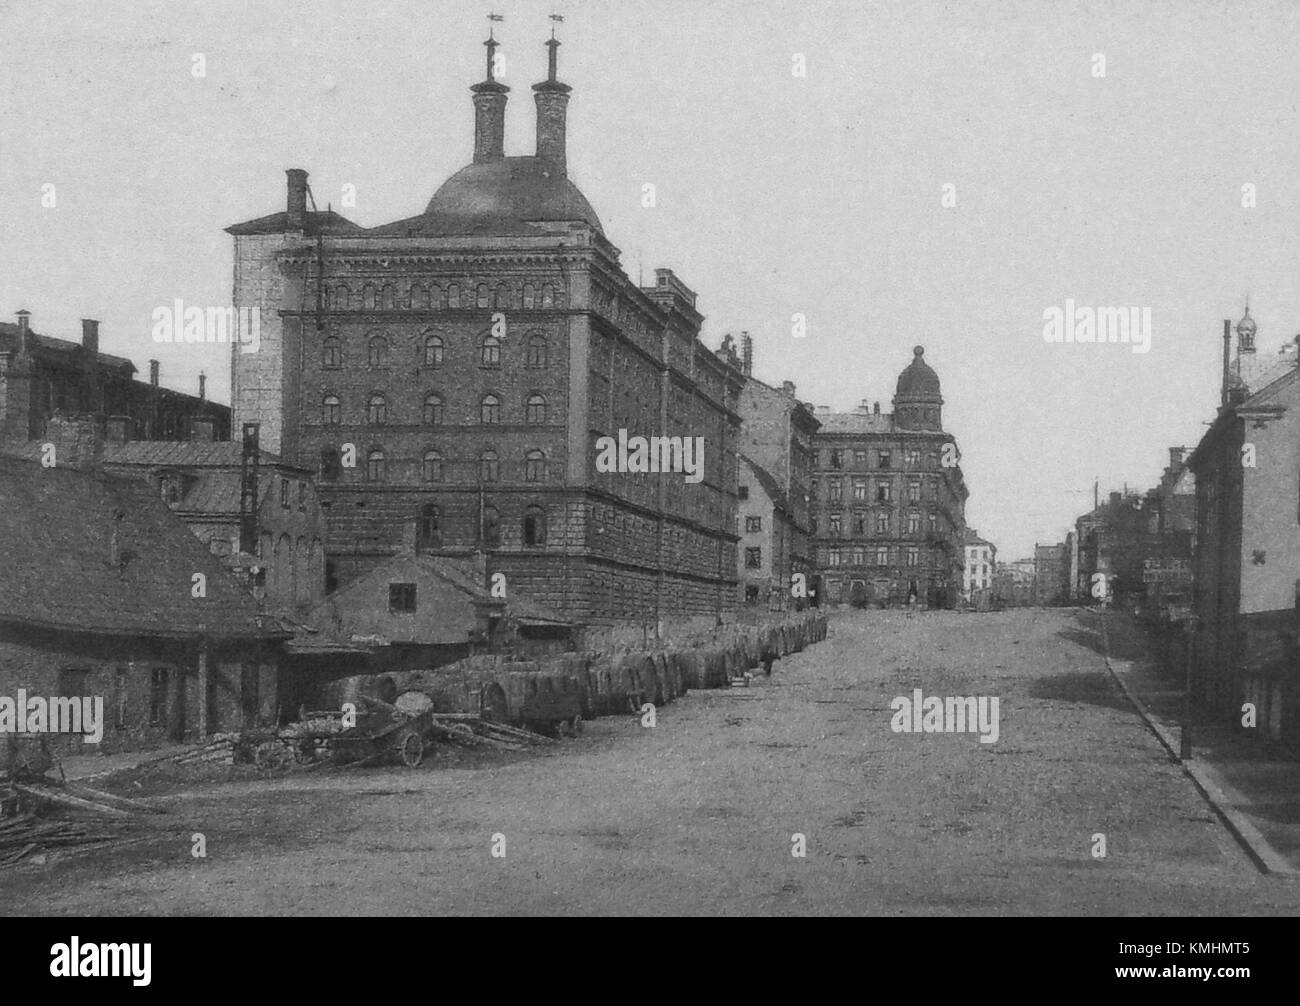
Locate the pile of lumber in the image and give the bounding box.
[153,734,239,767]
[425,713,556,751]
[0,779,164,869]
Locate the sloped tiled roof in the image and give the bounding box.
[100,441,290,469]
[224,209,365,237]
[815,411,895,434]
[0,454,279,638]
[741,455,789,513]
[0,323,136,371]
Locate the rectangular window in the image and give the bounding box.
[738,485,749,501]
[876,482,891,502]
[853,547,866,565]
[854,450,867,467]
[830,450,843,469]
[879,450,892,469]
[745,547,762,568]
[876,512,889,534]
[907,547,919,567]
[829,479,842,502]
[908,481,921,503]
[852,478,867,500]
[829,513,842,535]
[745,516,762,533]
[280,478,290,508]
[828,549,842,567]
[388,582,417,613]
[298,481,306,511]
[876,546,889,566]
[906,449,921,468]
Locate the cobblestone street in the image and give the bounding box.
[5,608,1299,916]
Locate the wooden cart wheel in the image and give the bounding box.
[569,714,584,736]
[398,731,424,768]
[255,741,290,773]
[293,739,317,765]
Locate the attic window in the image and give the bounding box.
[738,485,749,501]
[388,582,417,613]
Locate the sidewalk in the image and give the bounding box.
[1096,610,1300,877]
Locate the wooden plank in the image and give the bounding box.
[12,784,134,818]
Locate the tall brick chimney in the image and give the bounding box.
[149,360,159,386]
[15,310,31,354]
[81,318,99,357]
[471,34,509,164]
[532,36,571,175]
[199,372,206,400]
[286,169,308,230]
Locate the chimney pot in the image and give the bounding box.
[781,380,796,397]
[199,372,207,400]
[15,309,29,333]
[873,401,881,415]
[81,318,99,357]
[286,169,309,230]
[149,360,159,386]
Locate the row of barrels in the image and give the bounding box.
[363,612,830,729]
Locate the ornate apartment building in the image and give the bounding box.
[225,31,741,621]
[808,346,968,608]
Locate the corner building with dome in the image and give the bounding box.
[808,346,969,609]
[226,32,741,620]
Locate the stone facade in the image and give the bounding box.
[808,347,968,608]
[226,35,741,622]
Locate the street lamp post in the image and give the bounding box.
[1181,613,1198,760]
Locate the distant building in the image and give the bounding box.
[1034,540,1071,606]
[0,310,227,449]
[808,346,969,609]
[737,354,820,605]
[737,455,792,608]
[962,530,996,603]
[1187,307,1300,740]
[994,558,1036,607]
[0,454,286,752]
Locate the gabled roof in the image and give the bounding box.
[0,455,279,638]
[224,208,365,237]
[740,455,789,513]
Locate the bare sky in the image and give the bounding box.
[2,0,1297,559]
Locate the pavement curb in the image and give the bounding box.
[1095,613,1298,878]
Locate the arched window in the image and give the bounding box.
[541,284,555,309]
[447,283,461,309]
[366,448,385,482]
[495,283,511,309]
[523,505,547,547]
[525,449,545,482]
[476,283,490,309]
[480,335,501,367]
[522,283,536,309]
[424,334,444,367]
[322,337,341,369]
[526,394,546,424]
[423,393,443,426]
[367,393,387,425]
[368,334,389,367]
[525,334,547,368]
[422,450,443,483]
[362,284,377,310]
[380,284,397,310]
[409,283,429,310]
[480,394,500,424]
[478,450,499,483]
[332,285,350,311]
[322,394,340,425]
[417,503,441,548]
[482,505,501,546]
[319,447,342,481]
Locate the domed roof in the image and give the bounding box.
[895,345,942,401]
[422,156,603,235]
[1236,305,1256,338]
